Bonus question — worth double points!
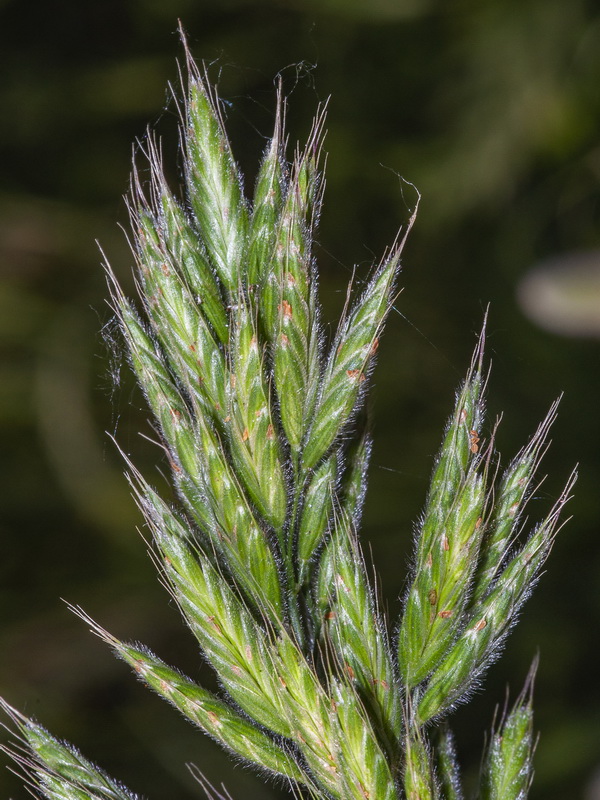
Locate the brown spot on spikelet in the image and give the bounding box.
[207,711,221,726]
[428,589,438,605]
[207,616,222,634]
[345,664,355,680]
[324,610,337,620]
[426,551,433,567]
[161,263,170,276]
[438,609,453,619]
[266,423,274,439]
[469,429,480,454]
[279,300,293,319]
[346,369,365,382]
[442,534,450,551]
[242,427,250,442]
[473,618,487,631]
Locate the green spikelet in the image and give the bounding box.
[436,727,464,800]
[478,663,538,800]
[399,336,486,687]
[0,700,140,800]
[317,513,402,763]
[184,67,248,293]
[259,111,325,456]
[302,246,404,471]
[226,295,287,532]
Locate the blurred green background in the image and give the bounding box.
[1,0,599,797]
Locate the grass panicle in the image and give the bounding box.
[1,44,575,800]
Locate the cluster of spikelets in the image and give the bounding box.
[1,47,576,800]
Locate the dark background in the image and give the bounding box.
[1,0,599,798]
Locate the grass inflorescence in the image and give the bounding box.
[1,40,575,800]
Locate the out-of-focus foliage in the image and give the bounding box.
[0,0,599,798]
[518,250,600,337]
